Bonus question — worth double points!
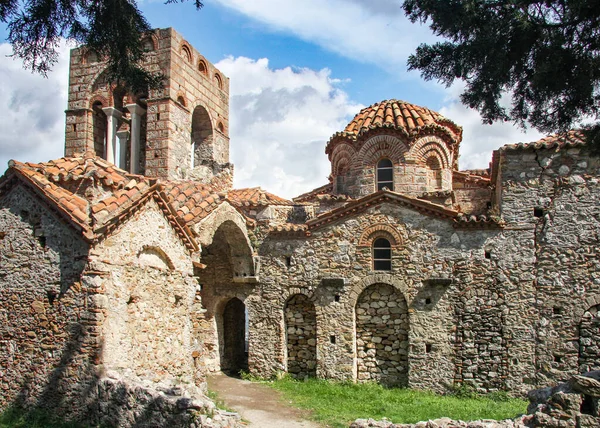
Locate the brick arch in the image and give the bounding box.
[180,42,193,63]
[358,134,409,166]
[409,136,452,170]
[141,34,158,51]
[176,92,187,108]
[330,143,356,173]
[89,95,109,109]
[358,224,403,247]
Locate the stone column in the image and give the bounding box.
[102,107,122,165]
[126,103,146,174]
[116,130,130,170]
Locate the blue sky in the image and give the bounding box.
[0,0,543,198]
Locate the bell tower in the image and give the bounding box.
[64,28,231,183]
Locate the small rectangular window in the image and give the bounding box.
[330,335,336,344]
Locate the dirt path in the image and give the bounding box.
[207,373,322,428]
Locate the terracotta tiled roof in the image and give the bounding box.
[293,183,334,203]
[1,154,199,252]
[306,189,503,231]
[501,130,586,152]
[453,170,491,185]
[20,151,144,189]
[326,99,462,153]
[3,160,93,239]
[227,187,293,207]
[162,181,226,226]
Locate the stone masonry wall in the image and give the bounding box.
[356,283,409,387]
[579,305,600,373]
[0,185,96,414]
[92,200,199,386]
[250,204,501,393]
[285,294,317,379]
[498,146,600,389]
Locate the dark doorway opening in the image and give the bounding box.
[221,298,248,375]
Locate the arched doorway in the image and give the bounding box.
[285,294,317,379]
[221,297,248,374]
[355,283,408,387]
[579,304,600,373]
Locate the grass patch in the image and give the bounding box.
[0,407,88,428]
[268,378,527,428]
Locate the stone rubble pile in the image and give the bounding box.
[87,375,242,428]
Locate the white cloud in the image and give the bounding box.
[0,42,69,172]
[214,0,436,72]
[217,56,362,198]
[438,84,545,170]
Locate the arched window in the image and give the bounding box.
[198,60,208,75]
[426,156,442,189]
[376,158,394,191]
[215,73,223,90]
[181,45,192,63]
[373,238,392,271]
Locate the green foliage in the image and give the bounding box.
[0,406,89,428]
[403,0,600,137]
[268,378,527,428]
[0,0,203,93]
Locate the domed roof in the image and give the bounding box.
[327,99,462,153]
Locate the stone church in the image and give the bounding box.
[1,28,599,423]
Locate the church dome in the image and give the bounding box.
[326,99,462,154]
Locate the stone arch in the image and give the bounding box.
[579,303,600,373]
[196,203,257,279]
[137,246,174,270]
[190,105,214,169]
[219,297,248,374]
[409,136,452,170]
[284,294,317,379]
[455,286,508,391]
[355,283,409,386]
[358,134,409,166]
[348,274,410,309]
[358,224,403,247]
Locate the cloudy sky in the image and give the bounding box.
[0,0,543,198]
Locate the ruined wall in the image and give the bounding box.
[0,185,96,414]
[91,199,199,386]
[497,146,600,388]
